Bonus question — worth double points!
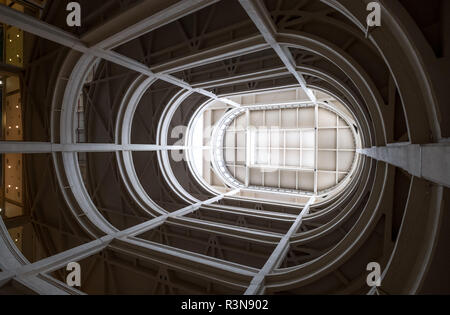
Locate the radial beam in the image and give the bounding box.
[192,67,289,89]
[0,142,187,154]
[1,237,110,281]
[151,35,269,74]
[83,0,221,49]
[0,190,241,293]
[116,189,241,238]
[239,0,316,102]
[0,4,87,51]
[357,142,450,188]
[0,5,240,107]
[245,196,315,295]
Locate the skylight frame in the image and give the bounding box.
[210,101,360,198]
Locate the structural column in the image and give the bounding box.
[357,142,450,188]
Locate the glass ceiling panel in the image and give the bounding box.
[186,88,362,202]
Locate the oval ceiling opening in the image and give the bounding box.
[188,87,362,204]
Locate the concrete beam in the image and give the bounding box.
[0,142,187,153]
[0,4,87,51]
[151,35,269,74]
[83,0,221,49]
[238,0,316,102]
[0,191,238,292]
[116,189,240,238]
[357,142,450,187]
[0,5,240,107]
[245,196,315,295]
[192,67,289,89]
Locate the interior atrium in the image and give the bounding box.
[0,0,449,295]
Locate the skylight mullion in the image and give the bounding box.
[336,114,339,185]
[283,130,286,167]
[314,103,319,195]
[245,109,250,187]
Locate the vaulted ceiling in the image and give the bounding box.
[0,0,449,296]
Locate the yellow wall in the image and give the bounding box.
[1,0,25,251]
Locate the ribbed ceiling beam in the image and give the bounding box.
[83,0,221,49]
[115,189,241,238]
[151,34,270,74]
[0,142,188,154]
[0,4,240,108]
[245,196,315,295]
[239,0,316,102]
[192,67,290,89]
[0,190,243,294]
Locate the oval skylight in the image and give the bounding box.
[187,88,361,201]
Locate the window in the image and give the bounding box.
[187,88,361,203]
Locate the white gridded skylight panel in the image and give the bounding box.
[281,108,297,128]
[318,129,337,149]
[270,148,283,166]
[302,150,315,169]
[298,108,315,128]
[285,150,301,167]
[301,130,315,148]
[338,128,355,149]
[270,129,283,148]
[317,151,337,171]
[286,130,301,147]
[318,108,337,127]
